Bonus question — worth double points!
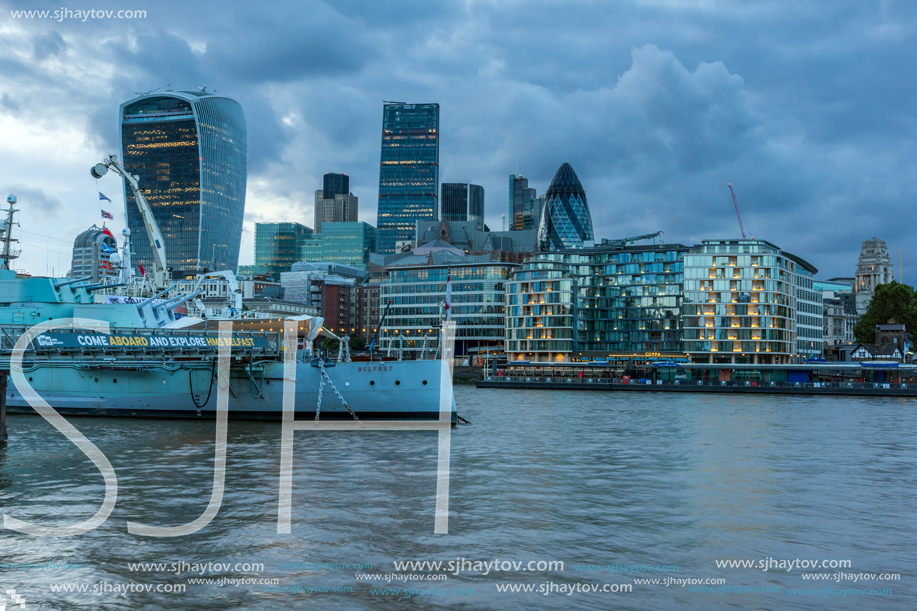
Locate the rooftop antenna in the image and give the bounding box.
[135,83,171,96]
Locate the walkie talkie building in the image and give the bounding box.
[120,90,247,278]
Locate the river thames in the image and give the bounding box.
[0,386,914,610]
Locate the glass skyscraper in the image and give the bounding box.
[314,172,358,234]
[537,163,594,251]
[322,173,349,199]
[120,91,247,278]
[377,102,439,254]
[441,183,484,230]
[509,175,540,230]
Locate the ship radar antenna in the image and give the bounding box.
[0,194,21,271]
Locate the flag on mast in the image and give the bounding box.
[101,209,114,219]
[99,192,112,202]
[444,266,452,321]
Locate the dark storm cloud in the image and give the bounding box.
[0,0,915,276]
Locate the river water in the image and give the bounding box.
[0,387,914,610]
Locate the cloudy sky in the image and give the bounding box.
[0,0,914,278]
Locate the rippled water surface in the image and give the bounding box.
[1,387,915,610]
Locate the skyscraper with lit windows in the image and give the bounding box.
[120,90,247,278]
[377,102,439,254]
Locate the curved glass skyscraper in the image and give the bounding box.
[537,162,594,251]
[120,91,247,278]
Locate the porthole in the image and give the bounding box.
[162,379,167,385]
[94,378,99,383]
[113,379,117,384]
[395,380,401,386]
[422,380,427,385]
[28,377,32,382]
[370,380,375,386]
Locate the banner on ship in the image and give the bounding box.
[32,333,274,351]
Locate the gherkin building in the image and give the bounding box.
[537,162,594,251]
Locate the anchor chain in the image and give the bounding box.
[316,359,361,425]
[316,372,324,420]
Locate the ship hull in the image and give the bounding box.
[6,359,456,423]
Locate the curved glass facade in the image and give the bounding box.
[505,245,688,361]
[682,240,798,364]
[121,92,247,278]
[537,163,594,251]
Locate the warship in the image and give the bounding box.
[0,159,456,423]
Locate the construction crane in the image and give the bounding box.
[600,231,663,250]
[728,183,752,239]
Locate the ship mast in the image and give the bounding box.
[0,194,21,271]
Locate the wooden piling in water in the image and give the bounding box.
[0,371,7,442]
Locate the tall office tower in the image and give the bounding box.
[537,162,594,251]
[441,183,484,230]
[509,174,539,230]
[120,90,247,278]
[254,222,313,277]
[377,102,440,254]
[314,174,358,234]
[323,173,349,200]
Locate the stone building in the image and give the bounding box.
[855,238,893,315]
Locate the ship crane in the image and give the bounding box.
[728,183,752,239]
[91,156,169,292]
[191,269,244,317]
